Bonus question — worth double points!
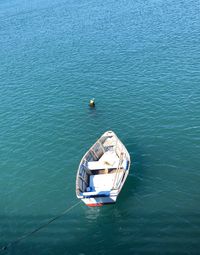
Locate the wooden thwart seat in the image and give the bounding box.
[87,151,120,170]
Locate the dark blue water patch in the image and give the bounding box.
[0,211,200,255]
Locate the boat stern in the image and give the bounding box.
[81,195,117,207]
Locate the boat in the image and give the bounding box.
[76,131,131,206]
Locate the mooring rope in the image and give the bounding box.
[0,201,81,252]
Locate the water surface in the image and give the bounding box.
[0,0,200,254]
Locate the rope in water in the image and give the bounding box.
[0,201,81,252]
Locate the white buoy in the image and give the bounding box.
[89,98,95,107]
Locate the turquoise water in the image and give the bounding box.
[0,0,200,254]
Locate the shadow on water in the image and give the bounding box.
[117,139,149,202]
[0,211,200,255]
[124,138,148,175]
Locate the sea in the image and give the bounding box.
[0,0,200,254]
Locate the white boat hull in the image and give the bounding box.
[76,131,131,206]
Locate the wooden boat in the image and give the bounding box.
[76,131,131,206]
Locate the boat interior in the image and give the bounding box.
[76,132,129,197]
